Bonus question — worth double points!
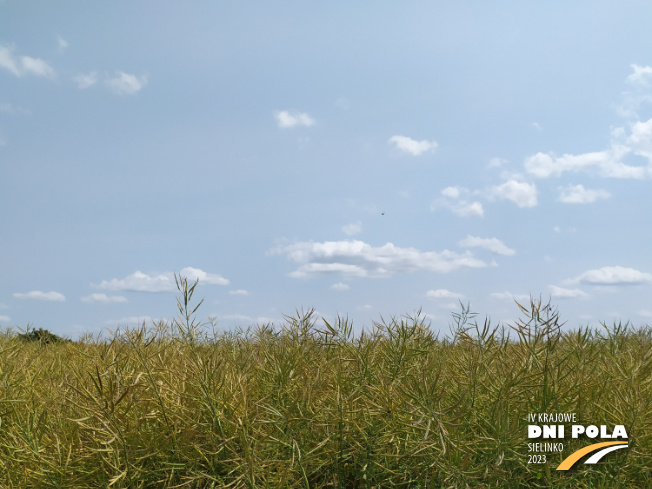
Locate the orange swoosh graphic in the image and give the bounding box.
[557,441,628,470]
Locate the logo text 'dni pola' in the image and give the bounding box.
[527,414,628,471]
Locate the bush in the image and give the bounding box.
[17,326,70,344]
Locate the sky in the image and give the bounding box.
[1,1,652,339]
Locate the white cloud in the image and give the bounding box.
[181,267,229,285]
[57,36,68,53]
[95,271,172,292]
[73,71,98,89]
[271,239,487,278]
[20,56,55,77]
[433,186,484,217]
[13,290,66,302]
[452,201,484,217]
[426,289,463,300]
[107,71,147,95]
[341,221,362,236]
[615,91,652,119]
[0,44,55,78]
[627,64,652,86]
[548,285,588,299]
[441,186,461,199]
[94,267,229,292]
[620,65,652,117]
[569,266,652,286]
[628,118,652,162]
[275,110,315,128]
[557,184,610,204]
[489,180,537,207]
[289,262,368,278]
[490,291,531,302]
[388,135,438,156]
[81,293,128,304]
[524,145,648,179]
[458,235,515,256]
[0,46,19,75]
[330,282,350,291]
[0,315,11,323]
[229,289,249,296]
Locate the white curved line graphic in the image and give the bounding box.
[584,444,628,464]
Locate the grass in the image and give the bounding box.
[1,275,651,487]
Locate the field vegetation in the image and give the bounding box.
[1,276,650,488]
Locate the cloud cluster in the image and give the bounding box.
[429,66,652,219]
[557,184,610,204]
[569,266,652,286]
[107,72,148,95]
[627,64,652,86]
[524,74,652,179]
[272,240,487,278]
[81,293,128,304]
[95,267,229,292]
[71,70,147,94]
[458,236,515,256]
[434,178,537,216]
[13,291,66,302]
[388,135,438,156]
[426,289,463,300]
[628,118,652,160]
[489,180,538,208]
[0,43,148,97]
[229,289,249,296]
[73,71,99,89]
[0,44,55,78]
[275,110,315,128]
[548,286,588,299]
[524,146,648,179]
[432,186,484,217]
[617,64,652,118]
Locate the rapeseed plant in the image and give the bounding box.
[0,277,649,487]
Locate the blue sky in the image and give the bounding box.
[2,1,652,339]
